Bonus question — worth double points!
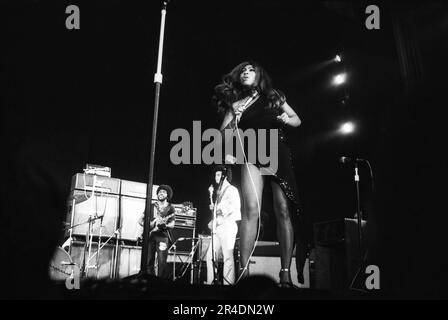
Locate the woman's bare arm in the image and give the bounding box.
[277,101,301,127]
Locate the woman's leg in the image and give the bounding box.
[239,163,264,278]
[271,181,295,284]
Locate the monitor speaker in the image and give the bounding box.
[248,241,310,288]
[170,227,195,253]
[249,256,310,288]
[313,218,367,290]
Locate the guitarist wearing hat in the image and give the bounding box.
[139,184,175,277]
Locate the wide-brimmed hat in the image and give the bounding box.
[156,184,173,201]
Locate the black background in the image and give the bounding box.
[2,0,447,298]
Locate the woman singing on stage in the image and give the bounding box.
[212,61,306,287]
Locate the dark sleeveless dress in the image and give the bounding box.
[236,94,307,284]
[236,95,301,210]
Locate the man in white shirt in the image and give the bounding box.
[206,165,241,285]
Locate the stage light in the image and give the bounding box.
[339,121,355,134]
[332,72,347,86]
[334,54,342,63]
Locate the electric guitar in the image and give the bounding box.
[207,184,229,230]
[208,185,217,230]
[149,212,175,236]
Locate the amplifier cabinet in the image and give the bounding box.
[66,190,119,238]
[120,179,159,199]
[313,218,367,290]
[71,173,120,194]
[174,216,196,229]
[69,241,115,279]
[119,196,145,241]
[69,242,142,279]
[118,245,142,278]
[116,248,192,280]
[173,204,197,228]
[166,252,194,282]
[68,242,198,280]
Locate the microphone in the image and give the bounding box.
[340,156,365,164]
[236,90,259,114]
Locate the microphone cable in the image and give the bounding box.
[234,108,262,284]
[365,160,375,193]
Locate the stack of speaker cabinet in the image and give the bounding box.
[313,218,367,290]
[166,204,197,282]
[60,173,197,280]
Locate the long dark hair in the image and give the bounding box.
[212,61,286,117]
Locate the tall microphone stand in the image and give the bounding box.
[140,0,169,275]
[348,161,367,291]
[210,177,225,285]
[354,162,363,267]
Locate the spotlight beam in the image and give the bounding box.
[339,122,355,134]
[332,73,347,86]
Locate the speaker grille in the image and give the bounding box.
[170,227,195,253]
